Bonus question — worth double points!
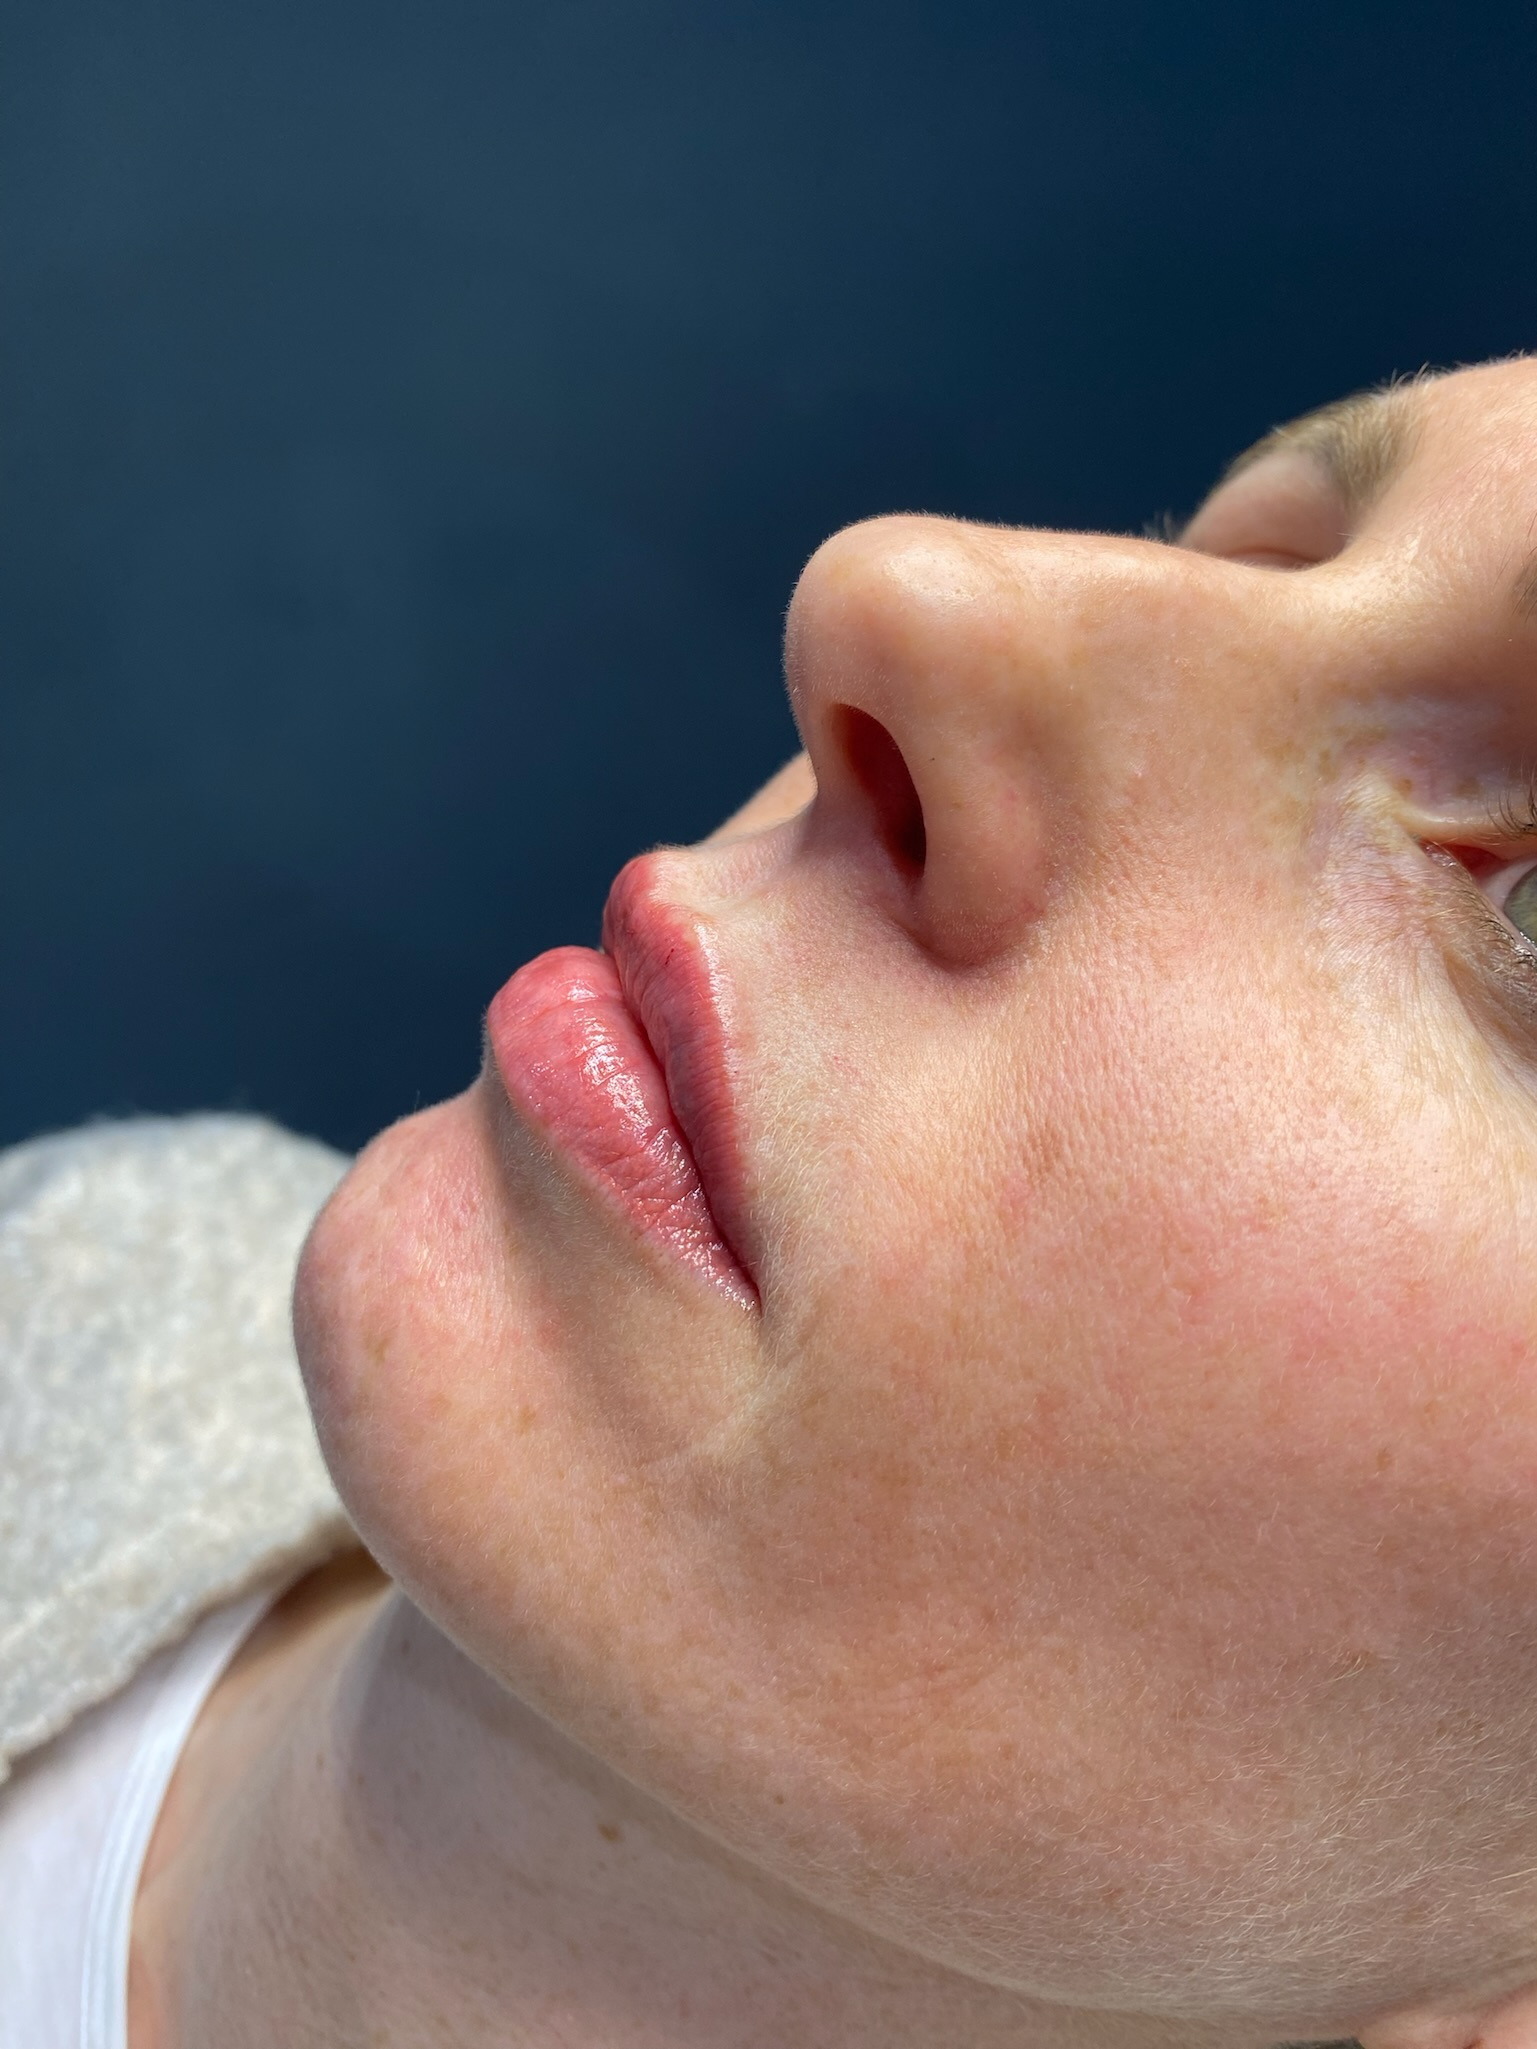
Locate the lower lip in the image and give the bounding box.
[486,946,755,1307]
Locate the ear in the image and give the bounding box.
[1358,1979,1537,2049]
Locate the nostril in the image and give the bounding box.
[838,706,927,877]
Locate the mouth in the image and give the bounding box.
[485,854,757,1309]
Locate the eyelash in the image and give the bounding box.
[1491,776,1537,842]
[1432,775,1537,881]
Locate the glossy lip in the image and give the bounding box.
[485,853,757,1308]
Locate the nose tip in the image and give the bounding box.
[786,513,1231,965]
[786,515,1005,694]
[786,514,1071,964]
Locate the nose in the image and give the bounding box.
[785,514,1199,965]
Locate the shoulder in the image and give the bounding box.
[0,1115,356,1780]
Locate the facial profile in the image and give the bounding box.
[295,357,1537,2044]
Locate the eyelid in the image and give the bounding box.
[1219,549,1321,571]
[1422,830,1537,880]
[1179,448,1349,567]
[1423,846,1537,1059]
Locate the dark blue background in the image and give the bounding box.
[5,0,1536,1151]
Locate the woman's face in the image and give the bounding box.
[296,358,1537,2030]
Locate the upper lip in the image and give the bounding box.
[600,852,755,1286]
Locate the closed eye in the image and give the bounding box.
[1178,449,1350,570]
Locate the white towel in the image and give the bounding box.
[0,1114,354,1780]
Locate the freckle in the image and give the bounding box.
[1375,1445,1395,1473]
[515,1405,539,1432]
[598,1821,623,1842]
[773,1794,786,1806]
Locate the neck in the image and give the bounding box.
[129,1567,1261,2049]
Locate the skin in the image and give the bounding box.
[133,357,1537,2048]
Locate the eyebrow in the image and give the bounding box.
[1218,384,1422,517]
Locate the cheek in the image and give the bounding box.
[736,953,1537,1680]
[1065,1092,1537,1559]
[1098,1075,1537,1511]
[1016,946,1537,1514]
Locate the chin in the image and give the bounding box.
[292,1087,512,1579]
